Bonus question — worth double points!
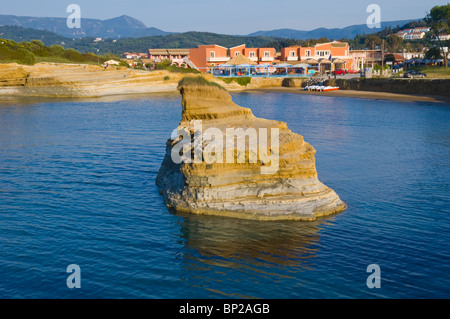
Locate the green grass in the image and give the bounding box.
[0,38,110,66]
[396,66,450,79]
[217,77,251,86]
[178,76,225,90]
[34,56,100,65]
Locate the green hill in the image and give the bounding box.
[67,32,284,55]
[0,26,68,46]
[0,38,111,65]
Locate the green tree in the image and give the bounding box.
[49,45,65,56]
[365,35,382,49]
[425,4,450,67]
[424,47,443,60]
[386,34,403,53]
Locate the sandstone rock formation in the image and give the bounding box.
[156,77,346,221]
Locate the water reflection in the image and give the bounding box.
[0,92,178,107]
[177,213,335,268]
[175,213,337,297]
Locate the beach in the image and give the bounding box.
[250,87,450,103]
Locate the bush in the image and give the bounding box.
[178,76,225,90]
[48,45,65,56]
[119,60,130,68]
[164,76,170,80]
[217,77,251,86]
[0,46,35,65]
[154,59,200,74]
[63,48,84,62]
[16,48,35,65]
[282,78,296,87]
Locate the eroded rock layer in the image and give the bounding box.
[157,78,346,220]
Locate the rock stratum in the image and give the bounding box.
[0,63,292,97]
[157,77,346,221]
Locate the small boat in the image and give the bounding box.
[304,85,339,92]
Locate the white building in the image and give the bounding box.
[404,32,426,40]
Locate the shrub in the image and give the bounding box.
[63,48,84,62]
[282,78,296,87]
[119,60,130,68]
[0,46,35,65]
[178,76,225,90]
[164,76,170,80]
[16,48,35,65]
[48,45,65,56]
[217,77,251,86]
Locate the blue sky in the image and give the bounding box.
[1,0,448,34]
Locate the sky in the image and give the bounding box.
[1,0,448,34]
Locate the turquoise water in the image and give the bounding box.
[0,92,449,298]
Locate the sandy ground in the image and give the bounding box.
[248,87,450,104]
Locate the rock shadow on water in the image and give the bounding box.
[175,209,336,268]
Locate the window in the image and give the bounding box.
[290,51,296,57]
[264,51,270,57]
[249,51,256,58]
[210,51,215,58]
[316,50,330,57]
[235,51,240,56]
[305,50,311,57]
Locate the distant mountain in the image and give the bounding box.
[67,32,284,55]
[248,19,419,39]
[0,14,170,39]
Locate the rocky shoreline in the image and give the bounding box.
[2,63,448,103]
[0,62,287,97]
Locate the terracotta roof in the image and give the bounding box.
[331,42,347,48]
[225,54,257,65]
[167,49,190,55]
[148,49,190,56]
[301,58,319,64]
[148,49,169,55]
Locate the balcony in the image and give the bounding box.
[260,57,274,62]
[248,57,258,62]
[286,56,299,61]
[206,57,230,62]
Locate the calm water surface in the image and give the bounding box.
[0,92,449,298]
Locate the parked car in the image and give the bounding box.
[347,69,359,74]
[403,70,426,78]
[332,69,346,75]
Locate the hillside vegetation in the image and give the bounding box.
[0,39,112,65]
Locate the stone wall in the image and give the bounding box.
[325,78,450,96]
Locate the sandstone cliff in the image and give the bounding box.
[157,77,346,221]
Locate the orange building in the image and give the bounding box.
[230,44,276,64]
[189,45,229,72]
[281,42,352,70]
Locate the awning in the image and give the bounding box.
[276,63,293,67]
[301,58,319,64]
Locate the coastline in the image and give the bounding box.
[1,62,450,103]
[246,87,450,103]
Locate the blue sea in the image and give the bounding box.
[0,92,449,298]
